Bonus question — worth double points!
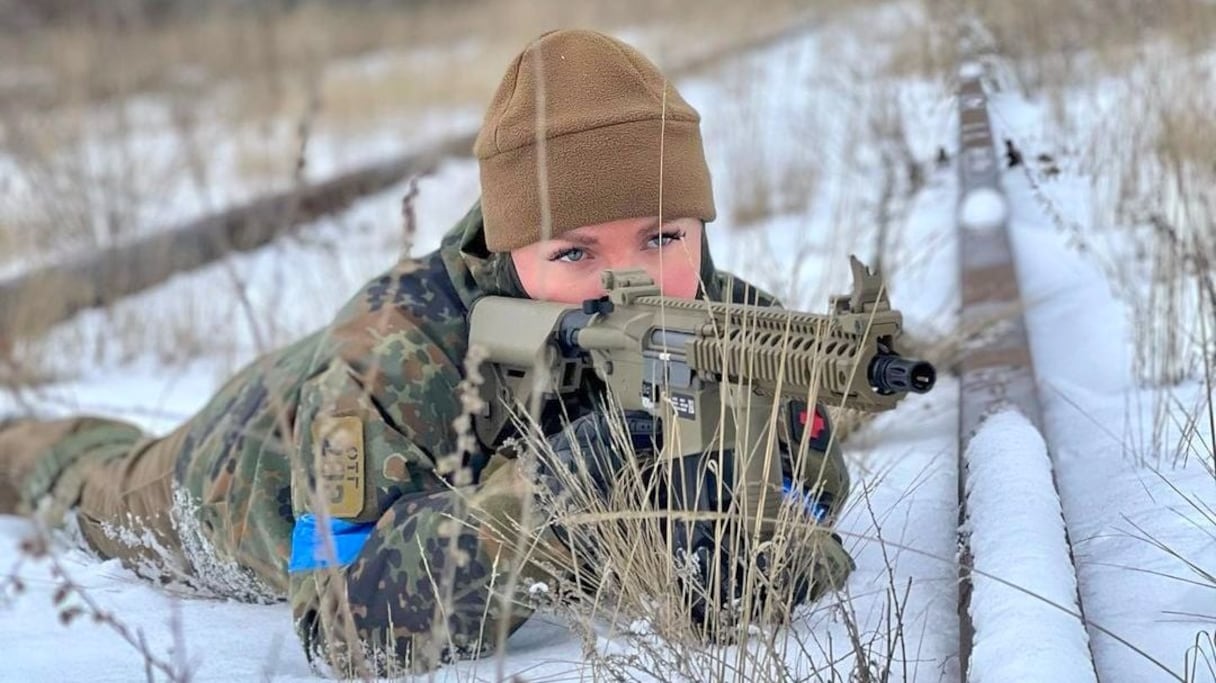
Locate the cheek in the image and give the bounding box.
[647,244,701,299]
[654,261,700,299]
[651,221,704,299]
[514,258,604,304]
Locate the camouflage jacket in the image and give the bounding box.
[169,201,851,675]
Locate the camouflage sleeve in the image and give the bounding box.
[285,307,533,675]
[288,483,534,676]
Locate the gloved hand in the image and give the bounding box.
[537,409,659,499]
[531,409,659,583]
[755,529,854,610]
[679,479,854,629]
[678,532,853,629]
[754,479,854,610]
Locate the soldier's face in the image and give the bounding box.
[510,216,703,303]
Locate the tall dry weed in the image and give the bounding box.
[482,392,888,682]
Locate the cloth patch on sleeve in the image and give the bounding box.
[288,513,375,572]
[312,415,365,518]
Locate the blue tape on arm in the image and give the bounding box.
[288,513,376,573]
[782,478,831,524]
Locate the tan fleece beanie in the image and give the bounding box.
[475,29,716,253]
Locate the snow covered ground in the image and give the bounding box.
[2,5,1214,683]
[996,100,1216,680]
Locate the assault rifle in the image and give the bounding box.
[469,256,934,537]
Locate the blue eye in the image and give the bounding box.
[647,230,685,249]
[550,247,586,263]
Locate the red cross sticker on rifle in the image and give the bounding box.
[797,406,827,439]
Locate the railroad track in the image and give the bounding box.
[954,60,1100,681]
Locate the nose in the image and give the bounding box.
[592,258,636,293]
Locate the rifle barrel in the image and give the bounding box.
[868,354,936,394]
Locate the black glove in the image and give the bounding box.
[538,409,659,498]
[667,463,854,629]
[680,542,740,633]
[678,530,854,632]
[657,451,739,629]
[754,530,854,610]
[534,409,659,583]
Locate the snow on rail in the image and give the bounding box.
[963,409,1097,683]
[959,187,1008,232]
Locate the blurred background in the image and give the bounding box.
[0,0,869,400]
[0,0,1213,425]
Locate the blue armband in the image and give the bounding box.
[288,513,375,573]
[782,478,832,524]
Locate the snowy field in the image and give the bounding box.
[996,96,1216,680]
[2,5,1214,683]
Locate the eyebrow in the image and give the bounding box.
[558,218,663,247]
[560,231,599,247]
[634,217,663,237]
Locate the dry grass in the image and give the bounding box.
[226,0,864,138]
[0,0,833,376]
[883,0,1216,398]
[3,2,1211,680]
[914,3,1216,671]
[471,388,910,682]
[883,0,1216,91]
[1113,77,1216,390]
[1012,38,1215,404]
[0,0,823,183]
[1186,631,1216,683]
[1119,463,1216,682]
[0,0,819,118]
[963,0,1216,91]
[2,7,947,678]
